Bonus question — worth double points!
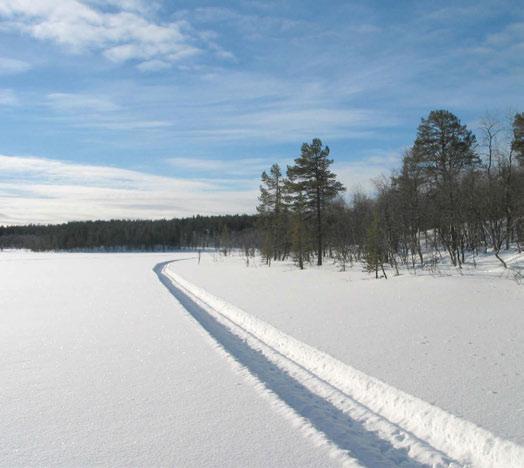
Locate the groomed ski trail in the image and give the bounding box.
[156,261,524,468]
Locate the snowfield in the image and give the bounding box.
[0,251,340,467]
[2,250,524,467]
[170,251,524,448]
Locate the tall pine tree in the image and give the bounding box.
[287,138,345,266]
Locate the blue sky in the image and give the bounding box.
[0,0,523,224]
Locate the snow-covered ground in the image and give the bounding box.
[2,249,523,466]
[0,251,341,467]
[170,250,524,450]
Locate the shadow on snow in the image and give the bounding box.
[154,261,433,467]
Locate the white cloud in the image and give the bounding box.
[0,151,403,225]
[43,92,174,130]
[239,108,387,131]
[212,47,236,61]
[175,106,392,142]
[47,93,119,112]
[0,89,18,105]
[0,154,257,225]
[0,57,31,74]
[32,68,393,139]
[0,0,201,70]
[84,0,158,14]
[79,119,173,130]
[486,21,524,46]
[136,59,172,72]
[188,7,305,35]
[167,157,270,176]
[334,152,402,195]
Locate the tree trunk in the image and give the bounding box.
[495,251,508,269]
[316,187,322,266]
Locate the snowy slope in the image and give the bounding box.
[170,251,524,448]
[0,251,342,467]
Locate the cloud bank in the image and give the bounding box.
[0,155,257,225]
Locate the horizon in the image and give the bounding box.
[1,212,256,228]
[1,0,523,225]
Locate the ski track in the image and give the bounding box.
[156,262,435,467]
[157,260,524,468]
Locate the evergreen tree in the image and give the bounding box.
[413,110,478,183]
[256,163,289,263]
[287,138,345,266]
[287,190,310,270]
[512,112,524,166]
[413,110,479,266]
[0,215,257,252]
[257,164,284,215]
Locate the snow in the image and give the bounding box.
[160,262,455,466]
[0,251,342,467]
[169,250,524,450]
[2,249,523,466]
[163,258,524,467]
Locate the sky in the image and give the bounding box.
[0,0,523,224]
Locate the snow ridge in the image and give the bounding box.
[161,262,524,468]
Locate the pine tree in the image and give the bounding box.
[413,110,479,266]
[512,112,524,166]
[257,164,284,215]
[287,138,345,266]
[413,110,478,183]
[287,190,310,270]
[256,163,288,263]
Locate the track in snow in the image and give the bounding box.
[156,261,524,467]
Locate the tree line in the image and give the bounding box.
[256,110,524,275]
[0,215,256,251]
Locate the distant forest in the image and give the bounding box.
[0,215,256,251]
[1,109,523,276]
